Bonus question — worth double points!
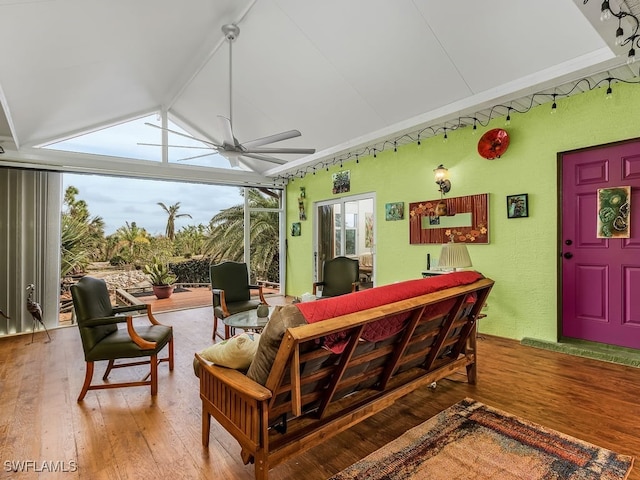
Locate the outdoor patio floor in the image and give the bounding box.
[132,285,285,314]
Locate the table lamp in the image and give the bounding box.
[438,241,472,271]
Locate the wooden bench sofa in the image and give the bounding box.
[195,271,493,480]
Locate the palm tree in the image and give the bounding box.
[158,202,192,241]
[115,221,151,265]
[204,188,280,282]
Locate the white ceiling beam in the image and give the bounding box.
[0,147,283,188]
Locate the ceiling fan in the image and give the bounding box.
[142,23,315,168]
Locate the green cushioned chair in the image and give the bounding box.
[313,256,360,298]
[210,261,267,341]
[70,276,174,402]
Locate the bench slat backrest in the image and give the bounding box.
[264,278,493,422]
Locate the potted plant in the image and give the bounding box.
[143,259,177,299]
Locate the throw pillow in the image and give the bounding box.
[197,332,261,370]
[246,304,307,386]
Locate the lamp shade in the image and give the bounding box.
[438,242,472,271]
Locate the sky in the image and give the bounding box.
[63,173,243,236]
[54,113,246,236]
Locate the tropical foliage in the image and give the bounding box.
[114,221,151,266]
[174,224,208,258]
[60,186,105,276]
[204,188,280,282]
[143,258,177,286]
[59,185,281,285]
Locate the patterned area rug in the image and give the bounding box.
[329,398,634,480]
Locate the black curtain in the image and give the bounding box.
[317,205,335,282]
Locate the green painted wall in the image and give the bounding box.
[285,82,640,342]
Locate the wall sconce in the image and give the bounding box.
[434,164,451,194]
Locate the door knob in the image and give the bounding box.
[563,252,573,259]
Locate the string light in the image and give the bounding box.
[615,18,624,46]
[275,72,640,183]
[585,0,640,64]
[600,0,612,21]
[472,118,478,135]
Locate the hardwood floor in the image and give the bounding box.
[1,306,638,479]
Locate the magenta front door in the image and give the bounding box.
[561,140,640,349]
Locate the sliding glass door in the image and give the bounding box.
[314,193,375,287]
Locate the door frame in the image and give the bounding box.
[313,192,376,285]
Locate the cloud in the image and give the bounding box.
[63,173,243,235]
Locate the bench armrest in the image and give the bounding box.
[195,353,272,401]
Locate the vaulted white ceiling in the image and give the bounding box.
[0,0,632,184]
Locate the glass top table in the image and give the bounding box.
[222,305,277,333]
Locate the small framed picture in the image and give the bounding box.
[291,222,301,236]
[385,202,404,221]
[506,194,529,218]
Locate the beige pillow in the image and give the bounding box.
[246,304,307,385]
[197,332,261,370]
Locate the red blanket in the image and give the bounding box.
[296,271,484,353]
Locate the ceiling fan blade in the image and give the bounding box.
[217,116,236,146]
[236,156,271,174]
[137,142,214,150]
[144,122,221,148]
[176,152,219,162]
[243,147,316,155]
[242,130,302,149]
[242,152,288,165]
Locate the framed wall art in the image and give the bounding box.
[597,186,630,238]
[385,202,404,221]
[506,194,529,219]
[332,170,350,194]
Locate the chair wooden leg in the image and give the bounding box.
[168,337,174,371]
[102,359,115,380]
[77,361,94,402]
[150,354,158,396]
[213,314,231,341]
[212,314,218,340]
